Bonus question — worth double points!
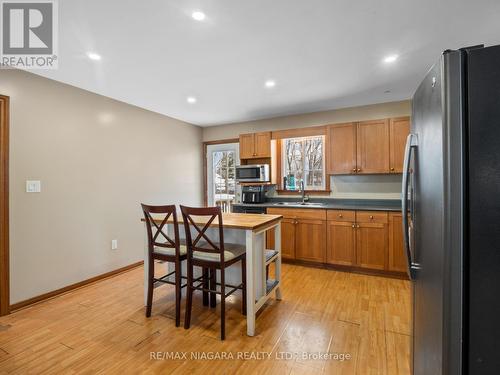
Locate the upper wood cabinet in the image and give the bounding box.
[239,134,255,159]
[239,132,271,159]
[326,117,410,175]
[327,123,357,175]
[356,119,390,174]
[389,117,411,173]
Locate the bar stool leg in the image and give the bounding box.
[220,269,226,340]
[209,269,217,308]
[202,267,209,306]
[184,261,193,330]
[174,259,181,327]
[146,258,154,317]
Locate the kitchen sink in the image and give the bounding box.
[273,202,325,206]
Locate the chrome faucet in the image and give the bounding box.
[299,179,310,203]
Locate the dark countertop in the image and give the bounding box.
[233,198,401,212]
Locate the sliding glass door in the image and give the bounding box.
[206,143,240,212]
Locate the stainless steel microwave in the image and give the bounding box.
[235,164,270,182]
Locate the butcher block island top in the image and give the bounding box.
[142,212,283,232]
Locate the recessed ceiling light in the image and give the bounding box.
[265,80,276,88]
[87,52,101,61]
[191,11,206,21]
[187,96,197,104]
[383,54,399,63]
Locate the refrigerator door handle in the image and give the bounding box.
[402,133,420,279]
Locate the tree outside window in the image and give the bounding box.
[282,136,325,190]
[212,151,236,210]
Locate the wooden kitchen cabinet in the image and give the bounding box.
[280,219,297,260]
[326,117,409,175]
[327,220,356,266]
[327,123,357,175]
[265,218,296,260]
[326,210,391,271]
[254,132,271,158]
[239,132,271,159]
[295,219,326,263]
[356,119,390,174]
[388,212,407,272]
[356,221,388,271]
[267,207,404,276]
[389,117,411,173]
[266,207,326,263]
[239,133,255,159]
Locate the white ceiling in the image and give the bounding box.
[34,0,500,126]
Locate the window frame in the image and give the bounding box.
[276,136,331,195]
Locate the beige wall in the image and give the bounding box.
[202,100,411,141]
[0,70,203,304]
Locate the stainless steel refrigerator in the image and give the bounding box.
[403,44,500,374]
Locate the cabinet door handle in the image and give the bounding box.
[357,168,361,172]
[352,168,356,173]
[352,223,355,228]
[369,215,374,220]
[356,224,360,228]
[390,167,395,171]
[338,214,343,218]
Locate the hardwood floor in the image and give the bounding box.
[0,263,411,374]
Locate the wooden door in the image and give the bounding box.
[279,218,296,260]
[239,133,255,159]
[388,213,407,272]
[356,222,388,270]
[389,117,410,173]
[254,132,271,158]
[327,123,357,175]
[356,119,390,174]
[266,227,275,250]
[295,219,326,263]
[326,221,356,266]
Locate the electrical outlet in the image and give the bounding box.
[111,239,118,250]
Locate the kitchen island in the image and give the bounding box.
[142,212,283,336]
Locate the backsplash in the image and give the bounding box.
[267,174,402,200]
[330,174,402,199]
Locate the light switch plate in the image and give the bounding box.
[26,180,41,193]
[111,239,118,250]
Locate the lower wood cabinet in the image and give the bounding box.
[282,219,297,260]
[266,208,326,263]
[326,221,356,266]
[327,210,388,270]
[295,219,326,263]
[388,212,407,272]
[356,221,388,270]
[266,207,406,276]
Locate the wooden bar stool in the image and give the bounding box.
[180,205,246,340]
[141,204,187,326]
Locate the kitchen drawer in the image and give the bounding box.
[266,207,326,220]
[356,211,388,224]
[327,210,356,222]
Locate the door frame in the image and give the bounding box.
[202,138,239,206]
[0,95,9,316]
